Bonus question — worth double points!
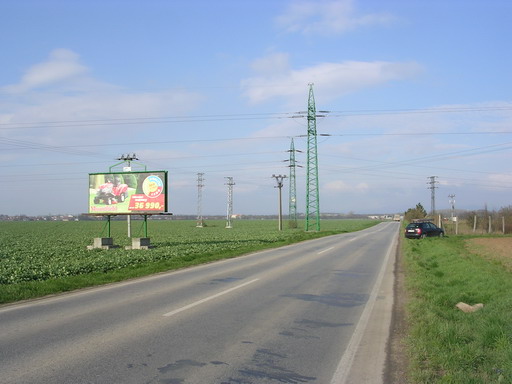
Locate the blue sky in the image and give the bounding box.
[1,0,511,216]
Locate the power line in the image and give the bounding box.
[3,130,511,155]
[0,151,285,169]
[321,152,510,177]
[321,164,512,188]
[0,135,295,154]
[0,137,101,157]
[1,105,510,130]
[2,127,511,159]
[327,141,512,175]
[326,105,512,116]
[2,128,508,183]
[325,131,512,137]
[0,112,298,130]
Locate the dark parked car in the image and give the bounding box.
[404,221,444,239]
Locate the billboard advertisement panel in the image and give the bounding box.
[88,171,168,214]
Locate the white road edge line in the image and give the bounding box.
[317,246,334,255]
[330,231,398,384]
[163,278,260,317]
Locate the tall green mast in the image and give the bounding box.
[305,84,320,231]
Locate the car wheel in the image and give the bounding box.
[420,234,427,239]
[439,232,444,238]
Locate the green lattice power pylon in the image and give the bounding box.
[305,84,320,231]
[288,138,298,228]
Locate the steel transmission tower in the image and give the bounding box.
[225,177,235,229]
[196,172,205,227]
[305,84,320,231]
[287,138,299,228]
[448,194,456,220]
[427,176,439,216]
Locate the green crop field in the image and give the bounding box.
[0,218,378,303]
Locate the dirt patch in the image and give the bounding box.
[466,237,512,272]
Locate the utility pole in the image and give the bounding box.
[116,153,139,170]
[196,173,205,227]
[286,138,301,229]
[272,174,287,231]
[305,83,320,231]
[115,153,139,238]
[225,177,235,229]
[427,176,439,216]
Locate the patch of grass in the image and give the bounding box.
[403,236,512,383]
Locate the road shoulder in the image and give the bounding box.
[384,235,409,383]
[333,225,399,384]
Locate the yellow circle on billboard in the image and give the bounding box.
[142,175,163,198]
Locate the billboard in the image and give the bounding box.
[89,171,168,214]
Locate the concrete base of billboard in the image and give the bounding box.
[125,237,153,250]
[87,237,119,250]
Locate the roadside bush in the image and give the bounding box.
[404,203,427,222]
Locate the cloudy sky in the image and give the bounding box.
[1,0,511,216]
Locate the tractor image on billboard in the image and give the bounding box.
[93,175,129,205]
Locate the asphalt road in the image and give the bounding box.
[0,221,399,384]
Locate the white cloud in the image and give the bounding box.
[3,49,88,93]
[324,179,369,192]
[250,52,290,75]
[487,173,512,190]
[276,0,394,36]
[249,119,305,139]
[0,49,204,136]
[241,56,422,104]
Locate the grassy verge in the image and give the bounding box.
[403,235,512,383]
[0,219,378,304]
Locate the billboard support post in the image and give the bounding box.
[106,215,111,237]
[124,214,152,249]
[86,215,119,250]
